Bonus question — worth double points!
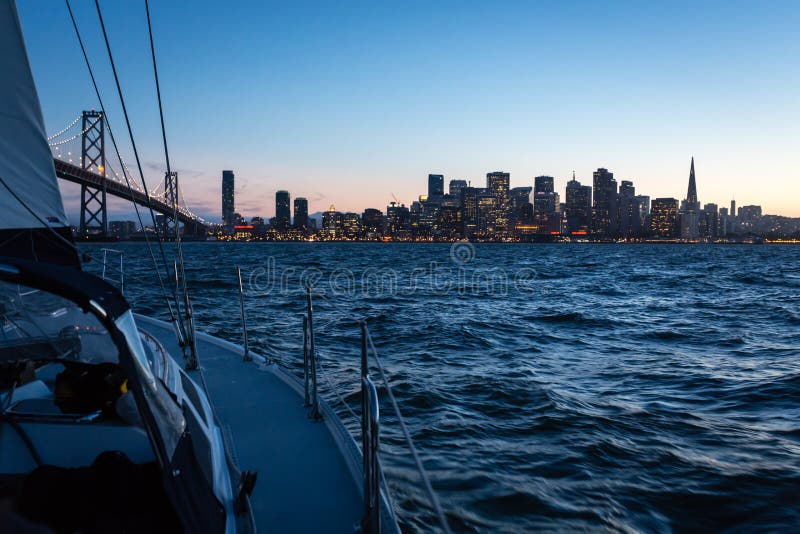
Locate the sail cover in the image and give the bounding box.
[0,0,76,265]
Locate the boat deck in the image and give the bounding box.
[135,315,365,534]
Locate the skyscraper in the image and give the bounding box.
[221,170,234,227]
[613,180,642,238]
[534,175,554,195]
[274,190,291,231]
[293,197,308,231]
[680,157,700,239]
[650,198,679,238]
[510,186,533,233]
[460,187,480,237]
[565,174,592,235]
[486,171,510,234]
[687,157,698,206]
[428,174,444,198]
[361,208,384,237]
[532,176,558,233]
[449,179,468,198]
[701,203,720,239]
[592,168,617,237]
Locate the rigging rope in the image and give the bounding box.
[65,0,179,324]
[144,0,195,365]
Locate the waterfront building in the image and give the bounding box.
[439,205,463,239]
[701,203,720,239]
[617,183,644,239]
[386,202,410,238]
[109,220,137,239]
[486,171,511,235]
[719,207,729,237]
[274,190,291,231]
[222,170,235,227]
[417,198,440,237]
[342,212,361,240]
[361,208,384,238]
[460,187,480,237]
[680,158,700,240]
[636,195,650,221]
[592,168,617,237]
[293,197,308,231]
[737,205,763,234]
[565,174,592,235]
[322,205,343,239]
[510,186,533,233]
[650,198,680,238]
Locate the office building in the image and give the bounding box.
[428,174,444,198]
[222,170,235,227]
[460,187,480,237]
[565,175,592,235]
[534,175,554,195]
[361,208,384,237]
[386,202,410,238]
[342,213,361,239]
[486,171,511,234]
[321,205,343,239]
[592,168,617,237]
[274,190,291,231]
[110,220,137,239]
[293,197,308,231]
[449,179,468,198]
[680,158,701,239]
[650,198,680,238]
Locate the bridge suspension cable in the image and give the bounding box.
[48,114,102,147]
[46,115,81,141]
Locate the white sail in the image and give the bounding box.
[0,0,69,229]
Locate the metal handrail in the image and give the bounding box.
[100,248,124,293]
[362,323,452,534]
[360,321,381,533]
[304,287,321,420]
[302,315,310,406]
[237,266,251,361]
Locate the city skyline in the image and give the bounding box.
[18,1,800,220]
[137,159,787,242]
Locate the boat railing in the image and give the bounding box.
[100,248,124,293]
[360,321,452,534]
[237,266,251,361]
[302,289,450,533]
[360,321,381,533]
[303,286,321,420]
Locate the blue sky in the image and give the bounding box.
[18,0,800,221]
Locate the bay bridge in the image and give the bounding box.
[47,110,214,237]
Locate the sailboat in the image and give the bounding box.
[0,0,409,531]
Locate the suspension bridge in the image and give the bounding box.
[47,110,214,237]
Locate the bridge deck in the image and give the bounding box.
[53,159,209,231]
[134,314,367,534]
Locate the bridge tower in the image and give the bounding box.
[162,171,180,239]
[79,110,107,237]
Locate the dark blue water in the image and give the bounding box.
[81,243,800,532]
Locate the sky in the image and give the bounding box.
[17,0,800,222]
